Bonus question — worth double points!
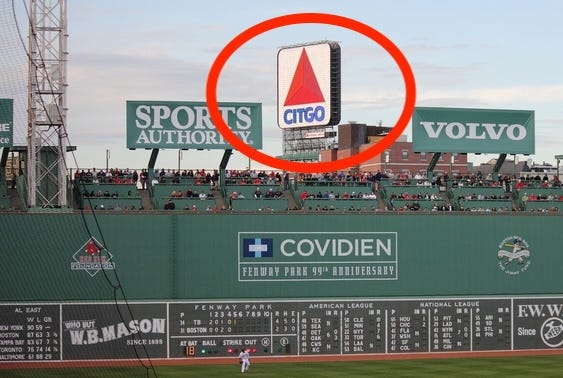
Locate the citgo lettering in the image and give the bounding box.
[283,106,325,125]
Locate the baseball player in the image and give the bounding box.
[238,349,250,373]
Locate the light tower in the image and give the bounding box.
[27,0,68,208]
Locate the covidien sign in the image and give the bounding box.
[412,107,534,154]
[238,232,398,282]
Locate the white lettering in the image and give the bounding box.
[419,121,527,141]
[236,107,252,129]
[135,105,152,129]
[280,238,392,257]
[445,122,465,139]
[170,106,195,129]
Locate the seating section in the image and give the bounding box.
[381,180,447,211]
[82,197,143,211]
[77,183,141,210]
[518,187,563,213]
[160,197,217,211]
[298,180,374,198]
[230,198,290,212]
[65,169,563,214]
[78,183,139,198]
[151,183,217,210]
[449,182,513,212]
[302,198,379,212]
[224,184,288,212]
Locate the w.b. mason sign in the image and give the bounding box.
[412,107,534,154]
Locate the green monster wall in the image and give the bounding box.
[1,213,561,301]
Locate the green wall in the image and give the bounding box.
[1,213,561,301]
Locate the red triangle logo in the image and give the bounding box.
[85,240,100,255]
[284,48,325,106]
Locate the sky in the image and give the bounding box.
[2,0,563,172]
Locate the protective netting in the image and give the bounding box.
[0,2,159,376]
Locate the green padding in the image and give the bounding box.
[0,213,561,301]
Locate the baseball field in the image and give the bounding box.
[2,355,563,377]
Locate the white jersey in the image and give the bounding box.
[239,350,250,372]
[239,350,250,362]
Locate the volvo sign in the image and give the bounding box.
[412,107,535,154]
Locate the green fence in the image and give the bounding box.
[1,212,561,301]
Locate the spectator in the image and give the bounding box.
[140,169,148,190]
[274,188,283,198]
[283,172,290,190]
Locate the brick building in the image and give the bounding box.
[319,122,469,176]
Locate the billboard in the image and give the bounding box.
[412,107,535,154]
[4,296,563,362]
[238,231,398,282]
[277,42,341,129]
[0,98,13,148]
[126,101,262,149]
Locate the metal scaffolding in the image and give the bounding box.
[282,126,337,161]
[27,0,68,207]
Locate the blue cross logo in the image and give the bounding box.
[243,238,273,258]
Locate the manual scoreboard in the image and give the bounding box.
[2,297,562,362]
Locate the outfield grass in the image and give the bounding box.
[2,355,563,378]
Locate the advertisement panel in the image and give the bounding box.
[238,231,398,281]
[412,107,535,154]
[61,303,167,360]
[1,213,562,301]
[4,297,563,362]
[126,101,262,149]
[277,42,340,128]
[0,98,13,148]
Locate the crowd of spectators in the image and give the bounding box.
[81,189,137,198]
[521,192,563,202]
[391,201,454,212]
[390,192,440,201]
[87,203,139,211]
[299,190,377,201]
[225,170,283,186]
[154,168,219,186]
[74,168,138,184]
[169,188,215,200]
[69,167,563,213]
[457,193,512,201]
[515,174,561,189]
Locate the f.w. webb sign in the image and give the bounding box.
[412,107,535,154]
[126,101,262,149]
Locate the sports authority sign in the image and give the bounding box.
[126,101,262,149]
[0,98,13,148]
[277,41,341,128]
[412,107,535,154]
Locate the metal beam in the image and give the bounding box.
[219,149,232,193]
[492,153,507,180]
[148,149,159,170]
[426,152,441,180]
[0,148,9,168]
